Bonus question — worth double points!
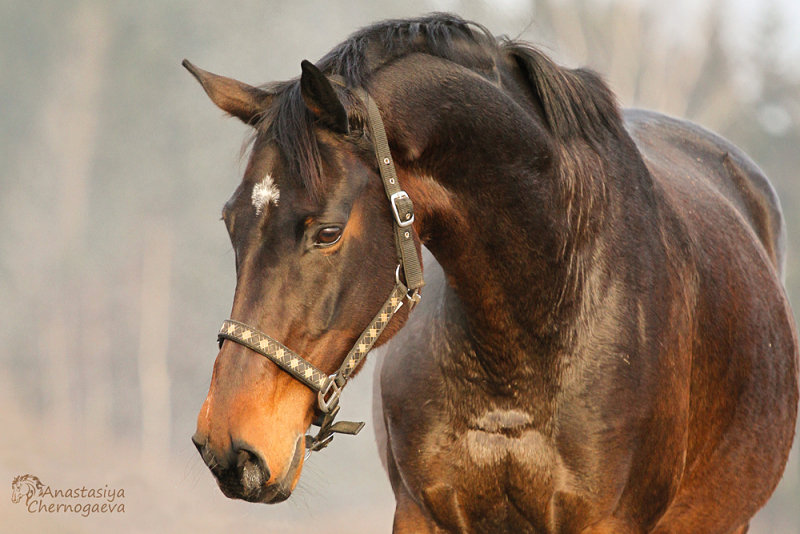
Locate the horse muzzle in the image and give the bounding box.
[192,432,305,503]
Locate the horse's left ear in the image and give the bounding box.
[182,59,272,126]
[300,60,348,134]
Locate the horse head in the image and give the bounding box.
[186,60,418,503]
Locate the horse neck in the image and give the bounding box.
[376,62,628,366]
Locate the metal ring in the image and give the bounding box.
[317,377,342,413]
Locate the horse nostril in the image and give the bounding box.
[192,434,272,500]
[232,441,270,496]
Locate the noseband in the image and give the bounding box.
[217,83,424,451]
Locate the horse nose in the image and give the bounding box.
[231,440,271,494]
[192,432,272,500]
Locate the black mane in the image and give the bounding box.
[263,13,623,200]
[316,13,493,88]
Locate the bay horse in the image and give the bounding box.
[186,14,798,533]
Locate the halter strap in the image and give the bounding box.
[354,87,424,293]
[217,82,423,451]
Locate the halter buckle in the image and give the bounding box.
[407,288,422,308]
[317,377,342,413]
[395,265,421,310]
[390,191,415,227]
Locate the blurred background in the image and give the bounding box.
[1,0,798,532]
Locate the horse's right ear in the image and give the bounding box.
[300,60,348,134]
[182,59,272,126]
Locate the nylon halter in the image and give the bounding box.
[217,84,424,452]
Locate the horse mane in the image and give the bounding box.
[502,41,624,146]
[315,13,494,87]
[261,13,624,200]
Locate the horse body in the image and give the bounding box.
[376,97,797,533]
[185,14,797,533]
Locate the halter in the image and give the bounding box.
[217,83,424,452]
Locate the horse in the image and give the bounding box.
[186,14,798,533]
[11,474,43,506]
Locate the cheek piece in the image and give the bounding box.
[217,83,424,452]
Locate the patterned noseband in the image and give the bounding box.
[217,83,424,452]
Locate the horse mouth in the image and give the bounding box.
[218,478,293,504]
[216,435,305,504]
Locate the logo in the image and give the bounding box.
[11,474,43,506]
[11,474,125,517]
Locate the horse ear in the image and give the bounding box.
[182,59,272,126]
[300,60,348,134]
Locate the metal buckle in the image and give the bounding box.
[306,432,335,452]
[317,377,342,413]
[390,191,415,227]
[306,404,340,451]
[395,265,420,309]
[393,266,408,311]
[407,288,421,308]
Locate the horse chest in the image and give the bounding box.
[393,408,573,533]
[381,270,617,531]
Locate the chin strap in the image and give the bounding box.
[217,84,423,452]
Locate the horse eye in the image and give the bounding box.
[315,226,342,246]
